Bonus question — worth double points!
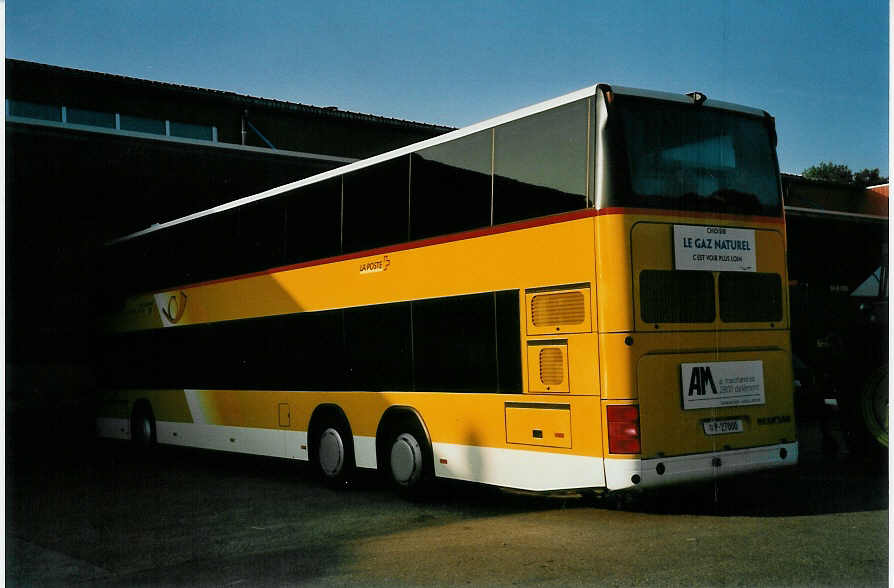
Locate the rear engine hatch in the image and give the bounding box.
[638,348,796,458]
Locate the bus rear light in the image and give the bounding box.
[606,405,641,454]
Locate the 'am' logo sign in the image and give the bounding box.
[681,361,766,410]
[688,366,718,396]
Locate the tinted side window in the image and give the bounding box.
[117,232,149,294]
[108,235,150,295]
[412,293,498,393]
[124,210,241,291]
[236,197,285,275]
[157,222,192,289]
[410,131,492,240]
[100,309,347,391]
[344,302,412,391]
[343,157,409,253]
[99,329,157,388]
[284,177,342,264]
[192,210,238,284]
[493,98,589,225]
[138,231,165,293]
[99,291,522,394]
[227,310,345,391]
[495,290,522,393]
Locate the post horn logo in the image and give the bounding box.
[162,291,188,324]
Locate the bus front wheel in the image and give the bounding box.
[312,419,355,489]
[130,401,156,451]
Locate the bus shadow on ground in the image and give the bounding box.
[430,454,887,519]
[7,412,886,586]
[583,457,888,518]
[353,447,888,519]
[8,412,887,524]
[425,415,888,518]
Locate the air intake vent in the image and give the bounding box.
[539,348,565,385]
[527,342,569,393]
[531,292,585,326]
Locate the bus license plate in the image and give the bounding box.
[703,419,744,436]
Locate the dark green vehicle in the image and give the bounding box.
[784,175,888,462]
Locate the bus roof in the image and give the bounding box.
[110,84,770,244]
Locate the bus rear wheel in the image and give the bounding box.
[385,420,433,499]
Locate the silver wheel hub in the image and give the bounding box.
[390,433,423,486]
[319,428,345,477]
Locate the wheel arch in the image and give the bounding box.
[131,397,154,417]
[308,403,355,444]
[375,405,433,469]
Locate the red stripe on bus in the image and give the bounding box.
[151,206,783,293]
[153,209,598,293]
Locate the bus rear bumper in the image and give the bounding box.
[604,442,799,491]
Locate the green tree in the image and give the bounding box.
[802,162,888,187]
[853,168,888,187]
[802,161,854,184]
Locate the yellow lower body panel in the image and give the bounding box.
[97,389,608,491]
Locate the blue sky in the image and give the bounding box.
[6,0,889,175]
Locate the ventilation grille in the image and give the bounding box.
[539,348,565,385]
[531,292,586,326]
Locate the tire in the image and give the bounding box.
[130,402,156,451]
[312,419,355,489]
[860,365,888,451]
[840,364,888,465]
[384,418,434,500]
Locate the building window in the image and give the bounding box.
[8,100,62,122]
[67,107,116,128]
[9,100,218,144]
[170,121,213,141]
[119,114,166,135]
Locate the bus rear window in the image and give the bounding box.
[719,273,783,322]
[640,270,715,323]
[614,97,781,217]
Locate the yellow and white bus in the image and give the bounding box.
[96,84,798,495]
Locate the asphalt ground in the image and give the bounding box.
[5,410,888,586]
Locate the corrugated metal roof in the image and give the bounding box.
[6,58,456,133]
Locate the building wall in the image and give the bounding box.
[5,59,452,411]
[6,59,452,158]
